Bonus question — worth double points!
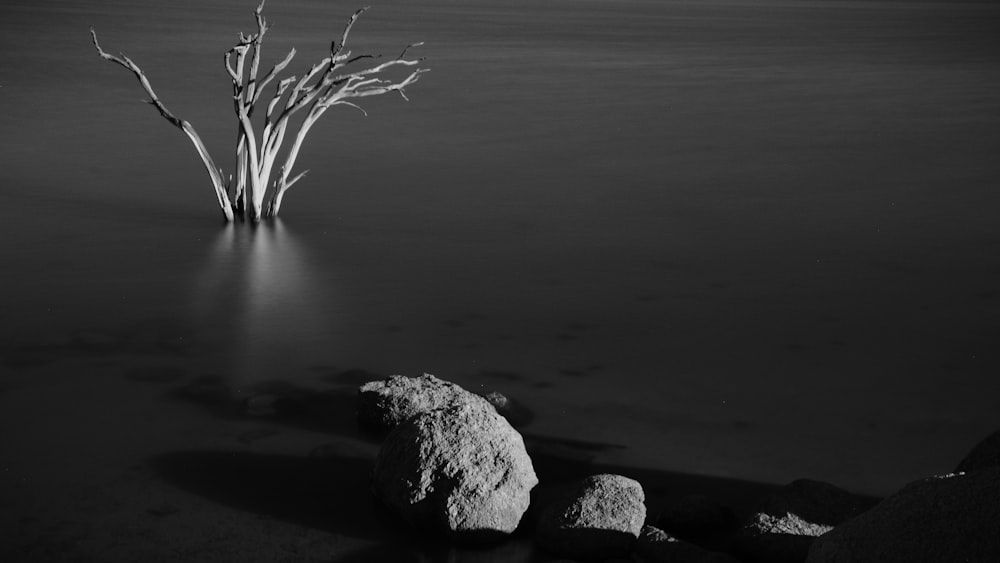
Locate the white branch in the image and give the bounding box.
[334,100,368,116]
[91,28,234,222]
[93,5,426,221]
[253,48,296,106]
[333,7,370,61]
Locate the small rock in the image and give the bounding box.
[357,373,493,431]
[536,473,646,561]
[484,391,509,410]
[734,512,832,563]
[371,401,537,542]
[758,479,878,527]
[751,512,833,536]
[634,525,740,563]
[732,478,877,563]
[482,391,534,428]
[806,468,1000,563]
[955,429,1000,473]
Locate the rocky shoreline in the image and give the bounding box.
[358,374,1000,563]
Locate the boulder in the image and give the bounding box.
[371,401,537,542]
[955,429,1000,473]
[634,525,740,563]
[357,373,493,431]
[535,473,646,561]
[806,468,1000,562]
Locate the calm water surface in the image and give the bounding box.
[1,0,999,557]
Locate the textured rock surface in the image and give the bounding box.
[955,429,1000,473]
[732,478,875,563]
[357,373,492,431]
[749,512,833,536]
[806,469,1000,563]
[634,525,740,563]
[758,479,878,527]
[734,512,833,563]
[371,401,537,542]
[535,473,646,561]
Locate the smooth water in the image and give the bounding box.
[1,0,999,558]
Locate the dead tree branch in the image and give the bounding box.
[91,28,234,222]
[92,4,426,222]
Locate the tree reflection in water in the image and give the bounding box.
[191,220,335,386]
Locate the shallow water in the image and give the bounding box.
[1,0,999,559]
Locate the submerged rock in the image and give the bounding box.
[371,401,537,542]
[634,526,740,563]
[357,373,493,431]
[535,473,646,561]
[806,468,1000,562]
[955,429,1000,474]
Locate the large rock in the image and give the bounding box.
[955,429,1000,473]
[806,468,1000,562]
[357,373,493,431]
[371,401,537,542]
[634,525,740,563]
[536,473,646,561]
[733,479,875,563]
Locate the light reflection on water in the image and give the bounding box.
[191,220,335,385]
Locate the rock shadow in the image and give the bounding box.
[169,376,376,442]
[148,450,551,562]
[526,446,784,525]
[147,437,824,562]
[149,451,391,541]
[335,536,548,563]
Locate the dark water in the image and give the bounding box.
[1,0,999,558]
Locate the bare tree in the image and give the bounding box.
[92,1,427,222]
